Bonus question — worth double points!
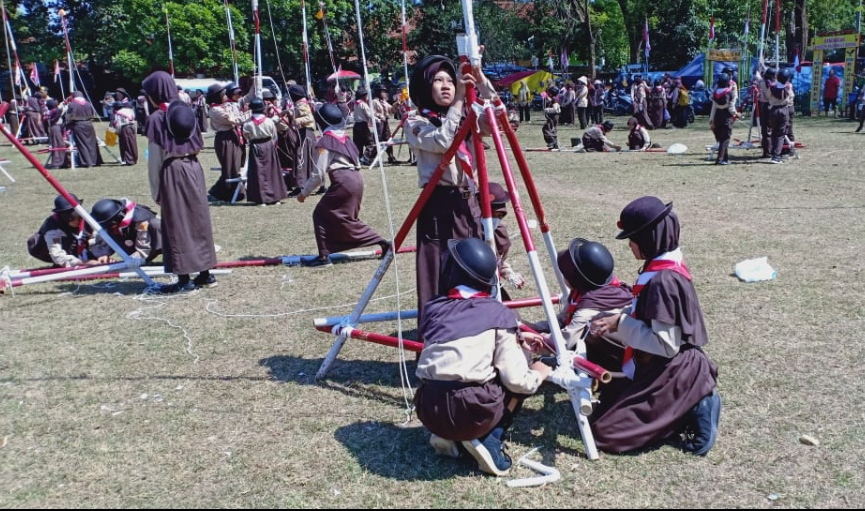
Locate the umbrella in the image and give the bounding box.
[327,69,361,81]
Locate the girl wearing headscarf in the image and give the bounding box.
[352,86,377,164]
[45,99,69,169]
[405,54,497,324]
[296,103,387,267]
[590,197,720,456]
[286,84,319,197]
[65,91,103,167]
[111,100,138,165]
[142,70,217,292]
[242,98,288,205]
[206,82,247,202]
[709,73,738,165]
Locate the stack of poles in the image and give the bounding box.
[313,0,599,460]
[2,264,231,292]
[0,103,155,287]
[748,0,771,144]
[301,0,313,96]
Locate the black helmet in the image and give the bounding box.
[225,82,243,96]
[777,68,792,84]
[716,73,731,88]
[249,98,265,113]
[764,68,777,81]
[314,103,345,129]
[447,238,498,288]
[53,193,81,213]
[262,89,275,100]
[566,238,614,290]
[90,198,124,226]
[547,85,560,96]
[601,120,615,132]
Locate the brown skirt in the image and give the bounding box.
[414,379,505,442]
[312,168,382,256]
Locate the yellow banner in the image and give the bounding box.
[811,34,860,50]
[508,71,556,99]
[708,49,742,61]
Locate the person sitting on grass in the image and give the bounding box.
[589,196,721,456]
[626,117,651,151]
[414,237,552,477]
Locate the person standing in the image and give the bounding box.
[630,75,653,129]
[242,98,288,205]
[763,68,791,164]
[575,77,589,129]
[648,79,667,129]
[206,82,247,202]
[286,84,319,197]
[141,71,218,292]
[373,86,398,164]
[517,80,531,123]
[101,91,115,120]
[405,54,496,322]
[352,86,377,165]
[589,196,720,456]
[589,79,605,124]
[558,83,574,126]
[23,91,47,142]
[670,79,690,129]
[822,68,841,117]
[65,91,103,167]
[111,101,138,165]
[708,73,738,165]
[296,103,388,267]
[542,86,561,149]
[45,99,69,169]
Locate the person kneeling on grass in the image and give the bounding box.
[626,117,651,151]
[87,198,163,265]
[414,237,552,476]
[581,120,621,152]
[589,196,721,456]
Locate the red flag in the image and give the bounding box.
[794,47,801,73]
[13,62,21,87]
[708,17,715,41]
[53,60,60,83]
[29,63,39,87]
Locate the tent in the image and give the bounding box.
[496,70,556,99]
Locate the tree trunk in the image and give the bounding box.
[786,0,807,62]
[584,0,596,78]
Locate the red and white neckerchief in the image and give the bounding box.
[564,276,623,323]
[158,102,170,112]
[447,285,490,300]
[115,200,137,231]
[72,97,87,105]
[251,113,267,126]
[324,129,349,143]
[420,108,476,190]
[622,248,691,379]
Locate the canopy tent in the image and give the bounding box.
[496,70,556,98]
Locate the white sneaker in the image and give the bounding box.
[429,434,460,458]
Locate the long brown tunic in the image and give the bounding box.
[66,97,103,167]
[242,114,288,204]
[300,130,384,257]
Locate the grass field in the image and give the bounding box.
[1,112,864,508]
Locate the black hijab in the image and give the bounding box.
[631,212,680,263]
[409,55,457,120]
[142,72,202,154]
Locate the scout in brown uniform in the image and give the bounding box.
[372,86,397,164]
[142,71,217,292]
[27,194,106,267]
[65,91,103,167]
[297,103,387,267]
[709,73,739,165]
[287,84,319,197]
[88,198,162,263]
[206,82,247,202]
[581,120,621,152]
[352,87,377,164]
[111,101,138,165]
[242,98,288,205]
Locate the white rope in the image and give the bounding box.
[352,0,415,422]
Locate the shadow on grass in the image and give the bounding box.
[259,355,417,408]
[333,420,472,481]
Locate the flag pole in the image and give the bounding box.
[224,0,240,84]
[773,0,781,66]
[252,0,263,98]
[164,6,175,78]
[55,60,65,98]
[757,0,769,63]
[58,9,75,93]
[319,1,338,74]
[3,2,30,100]
[301,0,313,95]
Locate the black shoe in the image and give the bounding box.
[303,256,332,268]
[287,188,302,198]
[314,186,326,195]
[193,273,218,289]
[154,280,196,294]
[681,389,722,456]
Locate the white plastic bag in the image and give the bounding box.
[735,256,777,282]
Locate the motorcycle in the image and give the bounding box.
[604,88,633,116]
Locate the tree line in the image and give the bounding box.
[3,0,861,88]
